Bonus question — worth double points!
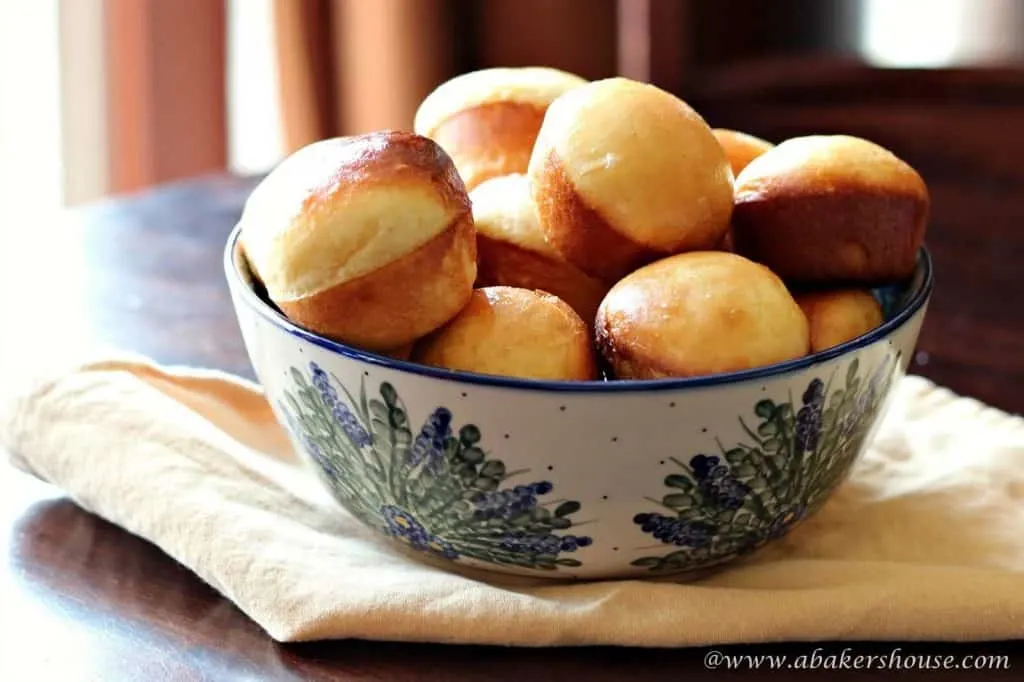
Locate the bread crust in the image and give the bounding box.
[713,128,774,177]
[476,233,609,325]
[429,101,547,190]
[470,173,610,322]
[732,135,929,283]
[531,150,665,281]
[280,215,476,351]
[596,252,810,379]
[241,131,478,350]
[241,131,472,298]
[528,78,733,281]
[414,67,586,138]
[734,188,927,282]
[795,288,884,352]
[413,286,597,381]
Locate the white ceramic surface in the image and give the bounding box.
[225,228,931,579]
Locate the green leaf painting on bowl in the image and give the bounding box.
[278,362,592,571]
[631,354,899,573]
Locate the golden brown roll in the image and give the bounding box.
[732,135,929,283]
[710,128,773,254]
[470,173,610,324]
[414,67,587,190]
[239,131,477,351]
[596,252,809,379]
[528,77,734,282]
[413,287,597,381]
[795,289,884,352]
[713,128,774,177]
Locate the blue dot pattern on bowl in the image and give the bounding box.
[629,354,899,573]
[278,355,898,575]
[278,362,592,572]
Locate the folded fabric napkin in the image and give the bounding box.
[2,355,1024,647]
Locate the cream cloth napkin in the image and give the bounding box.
[2,355,1024,647]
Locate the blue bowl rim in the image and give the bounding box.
[224,224,933,393]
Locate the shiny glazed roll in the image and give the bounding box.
[412,287,598,381]
[596,252,810,379]
[712,130,773,254]
[732,135,929,283]
[795,288,884,352]
[470,174,610,324]
[239,131,477,352]
[414,67,587,191]
[712,128,774,177]
[528,77,734,282]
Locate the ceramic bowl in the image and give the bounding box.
[224,226,932,580]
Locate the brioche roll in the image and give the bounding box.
[713,128,774,177]
[528,77,734,281]
[597,252,809,379]
[732,135,929,283]
[470,174,610,323]
[710,128,774,255]
[240,131,476,351]
[414,67,587,190]
[795,289,884,352]
[413,287,597,381]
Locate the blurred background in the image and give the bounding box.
[2,0,1023,214]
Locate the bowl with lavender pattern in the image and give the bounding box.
[225,227,932,580]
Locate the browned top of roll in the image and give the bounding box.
[529,77,734,252]
[713,128,774,177]
[239,131,470,303]
[597,252,809,378]
[413,286,598,381]
[470,173,561,258]
[414,67,587,137]
[735,135,928,206]
[288,131,469,223]
[795,288,884,351]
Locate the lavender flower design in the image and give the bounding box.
[795,379,825,453]
[280,365,592,571]
[310,362,371,447]
[407,407,452,473]
[632,355,899,573]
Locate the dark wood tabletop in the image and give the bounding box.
[3,64,1024,680]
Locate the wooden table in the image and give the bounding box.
[3,63,1024,679]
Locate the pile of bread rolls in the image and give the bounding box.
[240,67,928,382]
